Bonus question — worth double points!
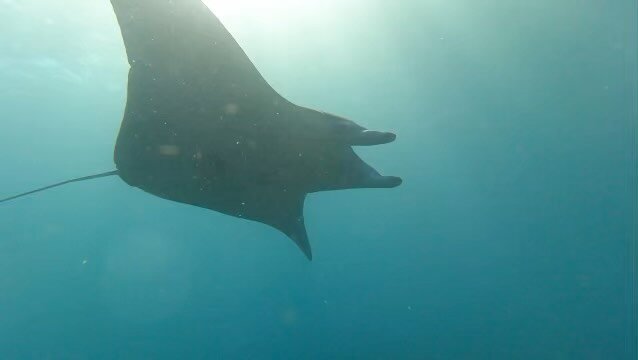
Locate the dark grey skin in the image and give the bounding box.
[110,0,401,260]
[0,0,402,259]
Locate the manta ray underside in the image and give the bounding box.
[1,0,402,260]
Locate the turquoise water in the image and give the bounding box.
[1,0,636,358]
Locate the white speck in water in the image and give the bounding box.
[224,103,239,115]
[236,141,240,145]
[82,259,88,265]
[158,145,180,156]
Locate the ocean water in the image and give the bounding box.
[0,0,636,359]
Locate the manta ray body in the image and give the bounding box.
[1,0,402,260]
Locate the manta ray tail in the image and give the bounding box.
[0,170,119,204]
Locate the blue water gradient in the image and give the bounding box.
[0,0,635,358]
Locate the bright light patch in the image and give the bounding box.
[204,0,324,25]
[201,0,358,44]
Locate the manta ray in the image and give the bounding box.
[1,0,402,260]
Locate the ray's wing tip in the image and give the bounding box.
[295,235,313,261]
[303,248,313,261]
[284,226,313,261]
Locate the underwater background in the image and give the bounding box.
[0,0,636,359]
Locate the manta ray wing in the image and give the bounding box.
[108,0,400,260]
